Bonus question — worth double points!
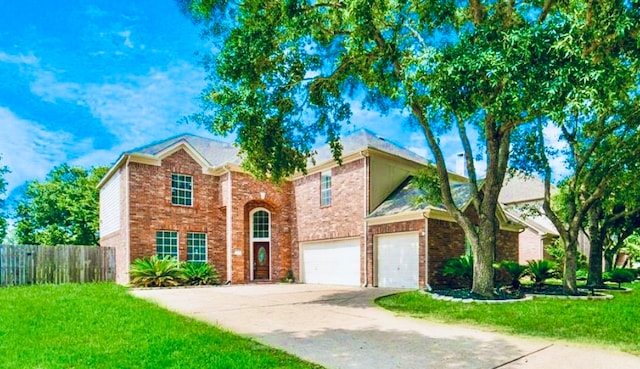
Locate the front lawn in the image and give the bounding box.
[377,282,640,355]
[0,283,323,369]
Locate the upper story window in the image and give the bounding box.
[252,210,270,239]
[171,173,193,206]
[320,171,332,206]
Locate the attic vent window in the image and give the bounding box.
[171,173,193,206]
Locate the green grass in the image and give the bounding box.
[0,283,323,369]
[377,282,640,355]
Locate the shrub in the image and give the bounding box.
[494,261,527,289]
[526,259,557,287]
[609,268,635,288]
[442,255,473,288]
[182,262,221,286]
[130,255,185,287]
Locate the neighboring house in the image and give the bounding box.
[500,173,590,264]
[99,129,521,288]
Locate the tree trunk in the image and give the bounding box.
[587,206,605,287]
[472,211,499,297]
[563,241,578,294]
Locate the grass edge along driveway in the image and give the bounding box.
[376,282,640,355]
[0,283,324,369]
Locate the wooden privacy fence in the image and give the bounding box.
[0,245,116,286]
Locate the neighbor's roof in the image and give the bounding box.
[313,128,429,166]
[130,133,241,167]
[368,176,471,218]
[503,203,559,236]
[499,172,557,204]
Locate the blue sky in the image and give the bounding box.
[1,1,568,203]
[0,0,448,199]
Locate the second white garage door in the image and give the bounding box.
[301,238,360,286]
[376,232,419,288]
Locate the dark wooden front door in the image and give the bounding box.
[253,242,270,280]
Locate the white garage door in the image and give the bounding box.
[376,232,419,288]
[301,238,360,286]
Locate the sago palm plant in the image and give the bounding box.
[442,254,473,288]
[526,259,557,288]
[494,261,527,289]
[182,262,221,286]
[130,255,185,287]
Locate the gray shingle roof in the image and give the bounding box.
[368,177,471,218]
[128,129,428,170]
[313,128,428,165]
[129,134,241,168]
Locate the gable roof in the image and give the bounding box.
[313,128,428,166]
[368,176,472,218]
[130,134,241,167]
[499,172,557,205]
[503,203,559,236]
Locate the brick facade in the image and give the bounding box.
[127,150,228,279]
[103,142,520,288]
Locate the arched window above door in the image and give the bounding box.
[252,209,270,240]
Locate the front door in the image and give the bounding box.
[253,242,270,280]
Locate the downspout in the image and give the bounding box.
[225,167,233,284]
[124,155,131,285]
[423,211,430,290]
[361,151,369,287]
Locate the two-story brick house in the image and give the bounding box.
[99,129,521,287]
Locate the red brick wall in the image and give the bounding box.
[127,149,227,280]
[293,159,366,284]
[368,220,426,287]
[294,159,365,243]
[229,172,295,283]
[426,218,519,286]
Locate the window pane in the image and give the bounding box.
[321,172,331,206]
[156,231,178,259]
[171,174,193,206]
[187,233,207,262]
[252,210,270,239]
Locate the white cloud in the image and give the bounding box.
[0,107,83,193]
[117,30,134,48]
[0,51,39,66]
[28,61,209,151]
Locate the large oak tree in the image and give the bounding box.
[180,0,639,296]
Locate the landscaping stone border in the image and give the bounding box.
[421,289,615,302]
[420,289,533,304]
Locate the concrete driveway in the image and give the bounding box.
[132,284,639,369]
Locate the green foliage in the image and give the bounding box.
[494,261,527,289]
[182,262,221,286]
[0,155,9,242]
[14,164,108,245]
[526,260,558,287]
[130,255,186,287]
[442,255,473,288]
[0,284,323,369]
[608,268,635,289]
[181,0,640,297]
[377,283,640,355]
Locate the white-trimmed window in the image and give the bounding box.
[320,171,332,206]
[171,173,193,206]
[156,231,178,259]
[252,210,270,239]
[187,233,207,262]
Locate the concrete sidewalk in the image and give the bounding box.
[132,284,640,369]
